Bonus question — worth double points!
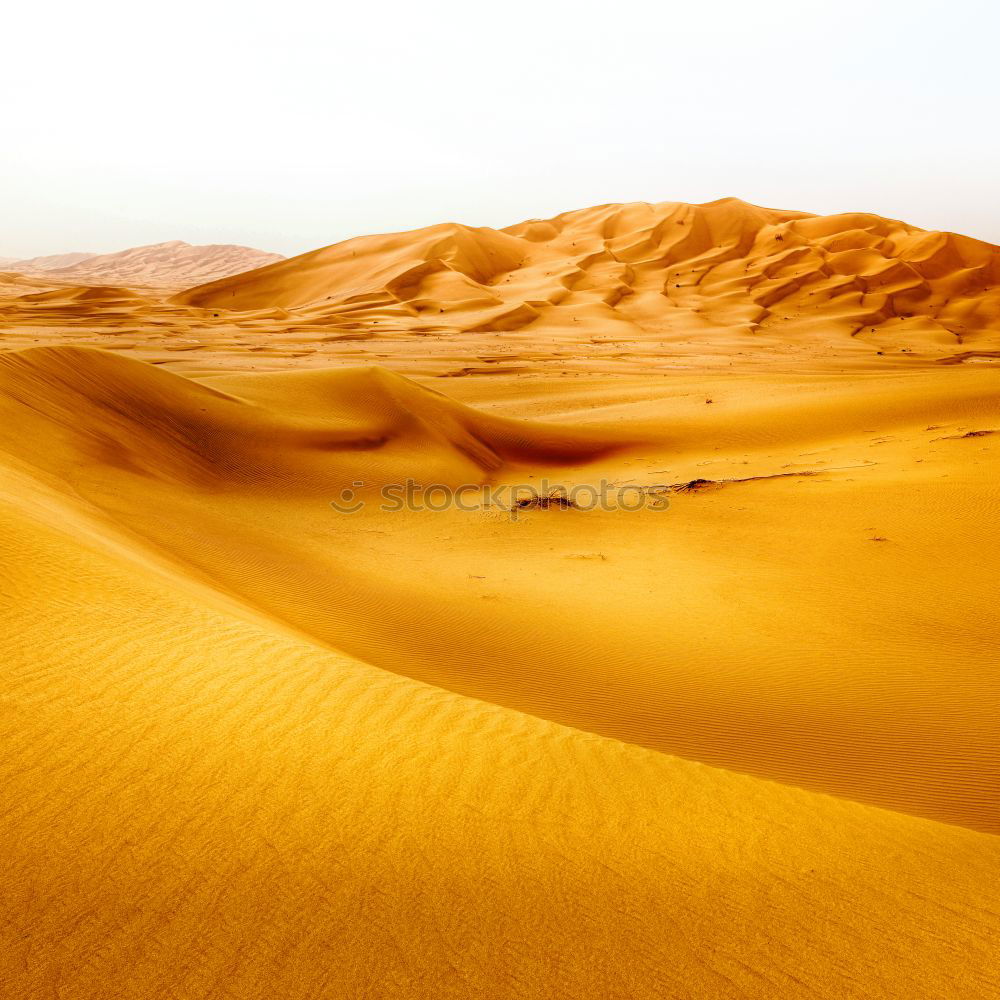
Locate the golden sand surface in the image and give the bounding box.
[2,200,999,998]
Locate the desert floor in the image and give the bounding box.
[2,200,999,998]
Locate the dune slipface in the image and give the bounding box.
[1,200,1000,999]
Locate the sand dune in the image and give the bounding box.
[173,197,1000,366]
[1,343,997,832]
[4,455,998,999]
[3,239,282,288]
[2,249,97,272]
[2,199,1000,998]
[6,198,998,375]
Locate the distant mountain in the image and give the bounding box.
[4,241,283,287]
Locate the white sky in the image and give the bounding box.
[3,0,998,258]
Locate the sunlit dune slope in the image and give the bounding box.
[2,382,999,998]
[1,346,998,835]
[172,197,1000,364]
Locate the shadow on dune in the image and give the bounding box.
[0,346,632,489]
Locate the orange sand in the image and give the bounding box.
[1,200,999,998]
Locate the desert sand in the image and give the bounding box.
[1,199,999,998]
[2,239,282,288]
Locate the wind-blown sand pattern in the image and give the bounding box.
[2,199,999,998]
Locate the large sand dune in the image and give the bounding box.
[6,198,999,374]
[2,200,999,997]
[3,239,282,288]
[173,197,1000,366]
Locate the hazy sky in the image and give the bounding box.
[4,0,998,259]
